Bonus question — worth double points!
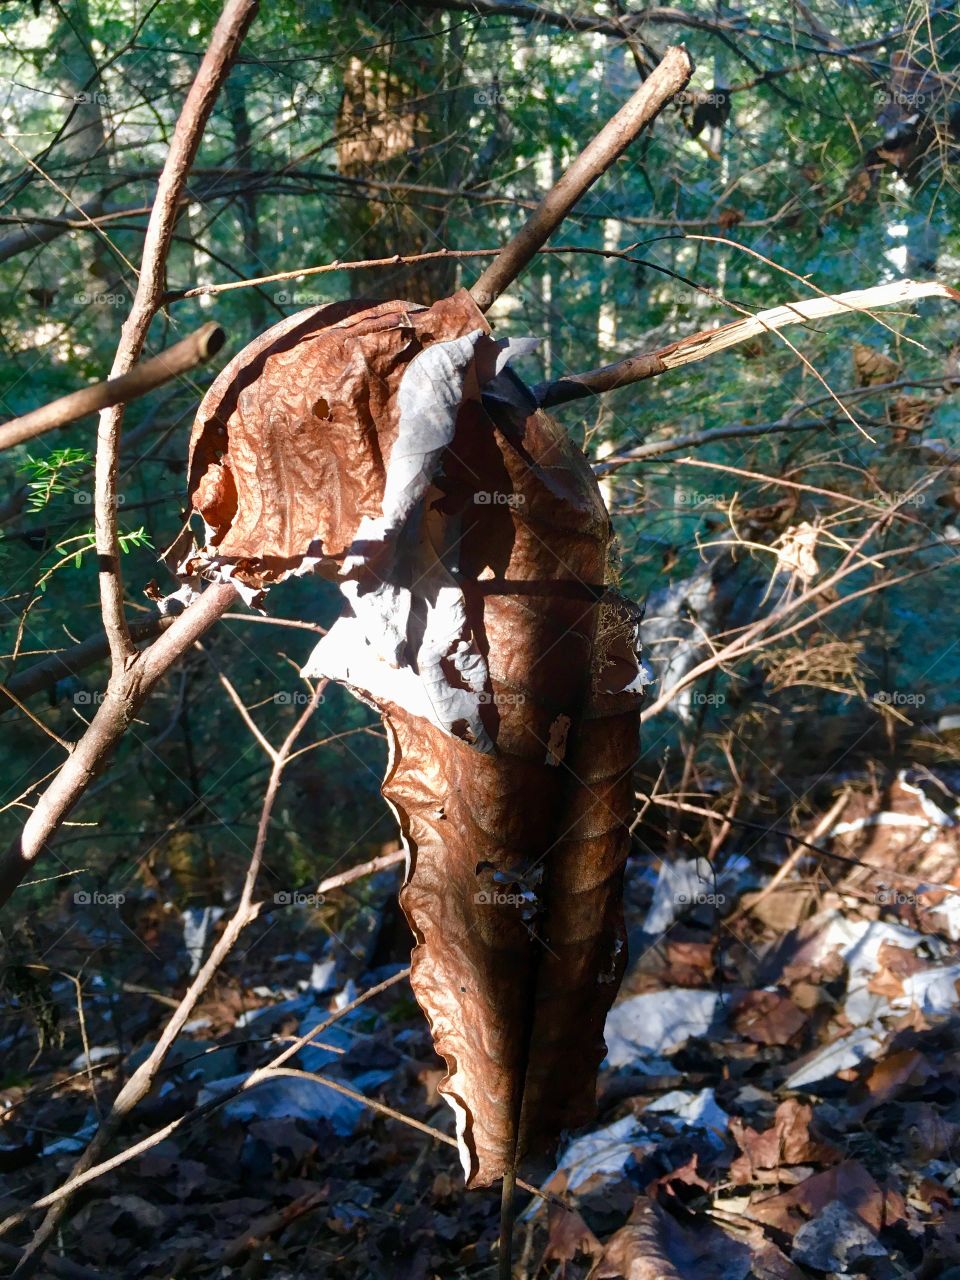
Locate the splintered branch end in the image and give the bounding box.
[538,278,960,408]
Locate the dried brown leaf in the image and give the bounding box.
[888,394,935,429]
[730,1100,840,1186]
[744,1159,906,1235]
[847,1047,935,1115]
[184,292,643,1188]
[593,1198,751,1280]
[731,990,808,1046]
[853,342,900,387]
[543,1204,603,1265]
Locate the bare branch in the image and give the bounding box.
[0,967,410,1244]
[641,537,944,724]
[8,678,321,1273]
[0,195,105,265]
[0,1,260,924]
[0,1242,105,1280]
[0,324,225,452]
[315,847,405,896]
[93,0,258,669]
[646,793,960,894]
[0,617,173,708]
[160,240,718,305]
[198,640,279,762]
[595,372,960,472]
[468,45,693,310]
[728,791,850,924]
[0,582,239,910]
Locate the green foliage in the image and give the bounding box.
[20,447,90,512]
[34,525,152,593]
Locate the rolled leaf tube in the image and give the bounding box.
[182,289,643,1186]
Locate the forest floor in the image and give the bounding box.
[3,762,960,1278]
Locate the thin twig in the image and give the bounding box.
[0,969,409,1233]
[316,847,405,895]
[0,0,259,914]
[8,676,319,1273]
[196,640,278,762]
[645,793,960,893]
[0,681,72,752]
[0,617,173,709]
[728,791,850,923]
[0,583,238,926]
[641,526,944,723]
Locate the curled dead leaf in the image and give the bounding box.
[853,342,900,387]
[181,291,643,1188]
[774,523,819,583]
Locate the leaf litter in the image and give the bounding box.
[4,763,960,1275]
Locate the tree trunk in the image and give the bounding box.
[336,1,460,304]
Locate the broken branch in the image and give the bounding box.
[538,279,960,406]
[0,582,239,911]
[0,323,225,452]
[468,44,692,310]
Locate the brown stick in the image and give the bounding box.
[159,239,688,306]
[499,1166,517,1280]
[641,537,939,725]
[218,1192,327,1266]
[7,679,323,1276]
[538,279,960,407]
[468,45,693,311]
[0,323,225,452]
[646,794,960,893]
[315,847,405,894]
[539,350,665,407]
[0,0,259,931]
[728,791,849,924]
[93,0,258,673]
[0,1243,107,1280]
[0,969,410,1240]
[0,582,239,913]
